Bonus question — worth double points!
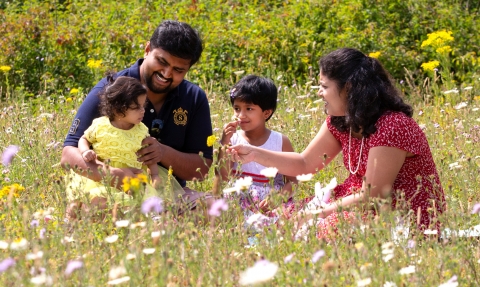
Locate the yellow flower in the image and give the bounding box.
[421,60,440,72]
[122,177,131,192]
[168,166,173,176]
[70,88,79,94]
[66,98,73,103]
[136,174,148,184]
[436,45,452,54]
[0,183,25,199]
[206,135,218,147]
[0,66,11,72]
[421,30,454,48]
[130,178,140,190]
[87,59,103,69]
[368,51,381,59]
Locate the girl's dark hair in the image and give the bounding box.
[320,48,413,137]
[229,75,278,121]
[150,20,203,67]
[98,75,147,121]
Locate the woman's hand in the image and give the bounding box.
[226,144,255,164]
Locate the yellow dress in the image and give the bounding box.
[65,116,183,206]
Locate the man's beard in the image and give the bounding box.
[144,71,173,94]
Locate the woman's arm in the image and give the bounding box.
[228,120,342,177]
[280,134,297,196]
[312,146,407,218]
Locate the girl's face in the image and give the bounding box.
[117,94,147,128]
[233,99,272,132]
[318,71,348,116]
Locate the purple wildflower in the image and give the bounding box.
[31,219,39,228]
[39,228,46,239]
[471,203,480,214]
[407,240,416,249]
[312,250,325,263]
[1,145,19,166]
[65,260,83,276]
[208,199,228,217]
[284,253,295,263]
[0,258,15,273]
[141,197,163,214]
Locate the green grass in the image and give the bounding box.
[0,78,479,286]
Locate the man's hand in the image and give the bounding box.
[137,137,165,166]
[108,166,143,189]
[151,174,161,189]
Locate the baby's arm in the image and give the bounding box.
[148,163,161,188]
[78,135,97,162]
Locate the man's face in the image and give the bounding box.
[141,42,191,95]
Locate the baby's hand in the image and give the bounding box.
[151,175,161,189]
[82,150,97,162]
[220,120,239,146]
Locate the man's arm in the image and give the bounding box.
[138,137,212,181]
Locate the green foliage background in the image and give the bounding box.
[0,0,479,98]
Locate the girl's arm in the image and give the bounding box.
[216,121,238,181]
[78,136,96,162]
[228,120,342,177]
[310,146,407,218]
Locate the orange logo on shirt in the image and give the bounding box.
[173,108,188,126]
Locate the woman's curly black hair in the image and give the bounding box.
[98,74,147,121]
[320,48,413,137]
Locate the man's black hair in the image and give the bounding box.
[150,20,203,66]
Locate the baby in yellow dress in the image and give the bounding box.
[66,76,182,211]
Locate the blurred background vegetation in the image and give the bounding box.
[0,0,478,102]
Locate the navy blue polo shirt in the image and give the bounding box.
[64,59,213,187]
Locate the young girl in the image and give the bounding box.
[218,75,296,221]
[66,76,182,215]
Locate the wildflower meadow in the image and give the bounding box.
[1,0,480,286]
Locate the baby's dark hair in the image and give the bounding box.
[229,75,277,121]
[98,75,147,121]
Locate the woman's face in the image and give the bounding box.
[317,71,347,116]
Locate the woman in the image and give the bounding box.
[227,48,445,238]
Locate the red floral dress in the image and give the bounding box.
[317,112,445,239]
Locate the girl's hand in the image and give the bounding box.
[82,150,97,162]
[220,120,239,146]
[259,198,272,213]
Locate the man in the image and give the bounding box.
[61,20,213,214]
